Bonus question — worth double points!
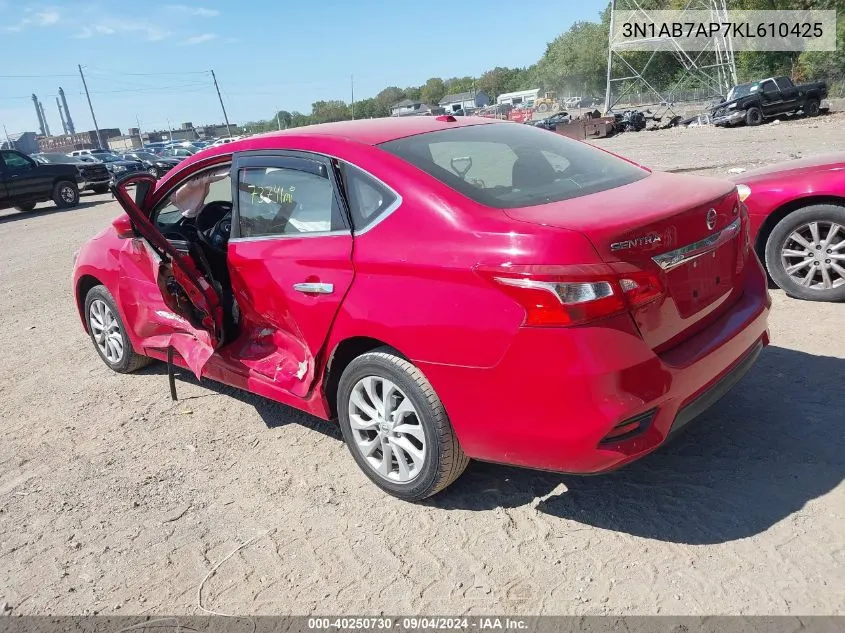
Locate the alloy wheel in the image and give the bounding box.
[348,376,427,483]
[89,299,124,364]
[60,185,76,204]
[781,220,845,290]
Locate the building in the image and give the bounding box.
[37,128,122,154]
[391,99,421,116]
[195,123,235,138]
[108,135,143,152]
[1,132,39,154]
[496,89,541,107]
[390,100,442,117]
[136,123,235,144]
[438,90,490,113]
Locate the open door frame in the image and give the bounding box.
[111,172,225,378]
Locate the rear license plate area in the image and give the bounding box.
[667,241,737,318]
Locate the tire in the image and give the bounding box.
[337,347,469,501]
[148,167,159,178]
[804,98,820,117]
[92,185,110,194]
[537,103,549,112]
[14,202,36,212]
[745,107,763,126]
[52,180,79,208]
[84,285,151,373]
[764,204,845,302]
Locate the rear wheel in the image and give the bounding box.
[745,107,763,126]
[14,202,36,212]
[804,98,820,117]
[765,204,845,302]
[84,285,151,373]
[53,180,79,208]
[337,348,469,501]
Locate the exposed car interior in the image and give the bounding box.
[151,168,238,341]
[149,162,346,344]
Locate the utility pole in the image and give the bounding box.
[2,125,12,149]
[78,64,103,149]
[350,74,355,120]
[604,0,616,115]
[277,111,282,131]
[167,118,173,142]
[210,69,231,136]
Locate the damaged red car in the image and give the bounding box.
[72,117,770,500]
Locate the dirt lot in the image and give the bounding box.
[1,116,844,616]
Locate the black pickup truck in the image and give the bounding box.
[712,76,828,126]
[0,149,80,212]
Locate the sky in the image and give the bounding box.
[0,0,607,137]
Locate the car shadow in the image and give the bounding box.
[428,345,845,545]
[138,345,843,545]
[0,197,111,225]
[137,363,341,441]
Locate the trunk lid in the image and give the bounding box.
[504,172,747,352]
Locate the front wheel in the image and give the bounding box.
[745,107,763,126]
[53,180,79,208]
[84,285,151,373]
[15,202,36,212]
[804,98,820,117]
[92,184,110,194]
[337,348,469,501]
[765,204,845,302]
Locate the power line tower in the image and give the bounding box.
[604,0,737,113]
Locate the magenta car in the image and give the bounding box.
[732,152,845,302]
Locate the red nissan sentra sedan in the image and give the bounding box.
[72,116,770,500]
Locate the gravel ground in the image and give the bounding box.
[1,115,844,616]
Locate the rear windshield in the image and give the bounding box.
[379,123,647,209]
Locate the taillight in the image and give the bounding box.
[476,263,664,327]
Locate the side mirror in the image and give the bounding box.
[112,214,136,239]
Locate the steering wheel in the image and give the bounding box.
[207,211,233,248]
[192,201,233,251]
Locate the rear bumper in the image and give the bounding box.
[417,258,771,474]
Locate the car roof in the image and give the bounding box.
[209,116,496,156]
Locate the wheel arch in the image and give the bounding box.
[754,195,845,264]
[322,336,409,419]
[75,274,104,332]
[53,175,78,187]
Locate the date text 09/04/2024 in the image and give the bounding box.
[307,617,530,630]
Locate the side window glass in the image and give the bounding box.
[761,80,777,93]
[339,162,398,231]
[2,152,33,171]
[237,166,343,238]
[153,166,231,231]
[775,77,791,91]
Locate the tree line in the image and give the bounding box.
[243,0,844,133]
